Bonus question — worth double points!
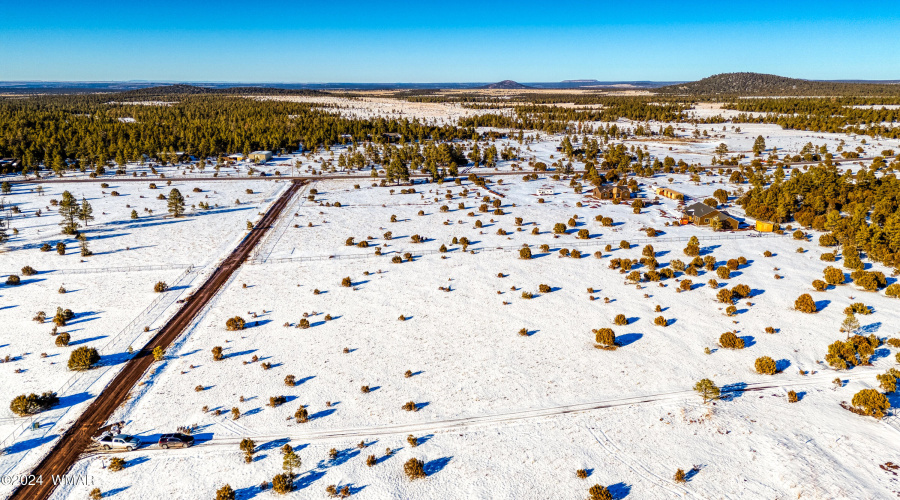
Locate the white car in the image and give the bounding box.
[93,433,140,451]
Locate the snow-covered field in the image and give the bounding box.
[1,107,899,499]
[0,174,292,496]
[41,168,900,499]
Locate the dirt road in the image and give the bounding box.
[4,156,889,185]
[9,181,306,500]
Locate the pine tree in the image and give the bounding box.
[282,449,301,477]
[58,190,80,235]
[167,188,185,218]
[78,197,94,227]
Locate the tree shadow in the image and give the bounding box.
[258,437,291,451]
[616,333,642,347]
[608,481,632,499]
[721,381,747,400]
[294,469,327,491]
[5,434,57,454]
[424,456,452,476]
[55,391,93,409]
[308,408,336,421]
[103,486,131,497]
[123,456,149,469]
[70,335,108,346]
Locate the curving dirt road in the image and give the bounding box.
[9,180,306,500]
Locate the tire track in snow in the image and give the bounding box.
[80,368,880,460]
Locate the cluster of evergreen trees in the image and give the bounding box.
[0,94,478,174]
[739,162,900,267]
[721,98,900,139]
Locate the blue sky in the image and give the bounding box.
[1,0,898,82]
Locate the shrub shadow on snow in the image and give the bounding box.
[416,434,435,446]
[70,335,108,346]
[870,348,891,363]
[720,382,747,400]
[55,391,92,410]
[739,336,756,348]
[775,359,791,372]
[424,456,452,476]
[308,408,336,421]
[102,486,131,497]
[294,469,327,490]
[244,319,272,329]
[858,321,881,335]
[258,437,290,451]
[608,481,632,498]
[7,278,46,287]
[243,408,262,417]
[67,310,102,325]
[814,299,830,311]
[5,434,57,454]
[0,305,17,312]
[225,349,258,358]
[293,375,315,386]
[123,456,149,469]
[616,333,642,347]
[414,401,430,411]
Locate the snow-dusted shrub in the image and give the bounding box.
[404,458,426,480]
[68,346,99,371]
[594,328,615,346]
[226,316,246,331]
[794,294,817,313]
[716,266,730,279]
[9,392,58,416]
[755,356,777,375]
[719,332,744,349]
[55,332,70,347]
[823,266,845,285]
[851,389,890,418]
[588,484,612,500]
[271,473,292,494]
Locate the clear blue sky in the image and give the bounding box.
[2,0,898,82]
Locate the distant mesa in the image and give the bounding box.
[480,80,531,90]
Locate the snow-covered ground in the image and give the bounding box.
[1,109,899,499]
[0,174,292,496]
[42,169,900,499]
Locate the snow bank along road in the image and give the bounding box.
[8,180,307,500]
[85,367,887,458]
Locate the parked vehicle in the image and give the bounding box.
[92,433,140,451]
[157,433,194,449]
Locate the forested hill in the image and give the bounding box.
[657,72,900,97]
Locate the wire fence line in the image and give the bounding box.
[248,232,776,266]
[251,182,313,263]
[0,262,192,278]
[0,265,196,455]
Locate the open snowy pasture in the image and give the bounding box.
[0,178,288,270]
[53,381,900,500]
[84,174,900,498]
